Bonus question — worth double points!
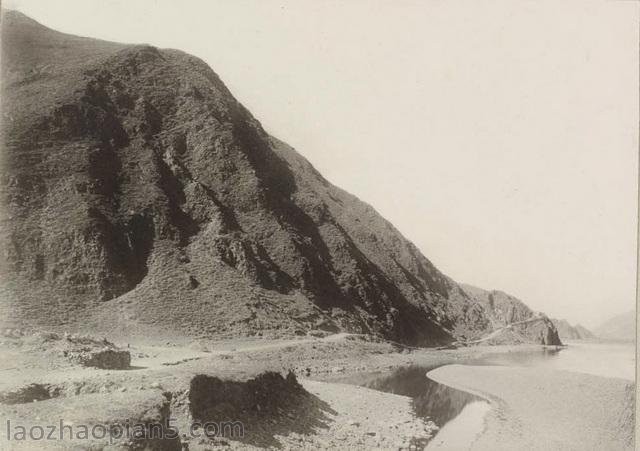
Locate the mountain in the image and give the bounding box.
[0,10,561,346]
[461,285,561,345]
[551,319,594,341]
[594,311,635,342]
[573,324,595,339]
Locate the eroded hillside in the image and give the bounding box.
[0,11,560,346]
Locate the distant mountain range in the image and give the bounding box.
[551,319,595,341]
[593,311,635,342]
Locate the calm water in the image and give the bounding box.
[339,365,490,449]
[473,341,635,381]
[341,342,635,449]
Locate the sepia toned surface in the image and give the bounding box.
[0,2,636,450]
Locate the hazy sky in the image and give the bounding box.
[5,0,638,328]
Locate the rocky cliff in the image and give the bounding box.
[0,11,561,346]
[462,285,562,345]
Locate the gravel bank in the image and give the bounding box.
[428,364,635,450]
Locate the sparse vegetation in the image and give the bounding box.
[0,11,560,348]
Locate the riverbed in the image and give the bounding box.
[337,341,635,449]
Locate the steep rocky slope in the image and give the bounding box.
[0,11,560,346]
[461,285,562,345]
[551,319,594,341]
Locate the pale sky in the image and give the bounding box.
[4,0,638,329]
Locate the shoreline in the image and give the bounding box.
[427,364,635,450]
[0,334,634,450]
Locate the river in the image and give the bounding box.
[341,341,635,449]
[476,341,635,381]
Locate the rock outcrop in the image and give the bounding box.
[12,331,131,369]
[67,345,131,369]
[0,10,560,346]
[461,285,562,345]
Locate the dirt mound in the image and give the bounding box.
[0,388,181,450]
[0,383,57,404]
[4,330,131,369]
[188,371,337,448]
[189,371,303,422]
[68,346,131,369]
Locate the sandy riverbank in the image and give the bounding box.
[428,364,635,450]
[264,380,437,450]
[0,333,484,450]
[2,331,632,450]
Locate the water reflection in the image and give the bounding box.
[469,346,562,367]
[338,365,490,448]
[362,365,481,425]
[335,342,634,448]
[469,343,635,381]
